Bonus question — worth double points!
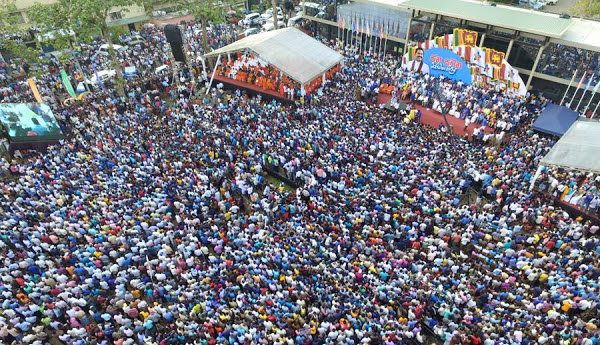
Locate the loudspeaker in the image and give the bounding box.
[164,24,183,45]
[170,42,186,63]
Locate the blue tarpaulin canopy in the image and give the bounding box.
[532,103,579,137]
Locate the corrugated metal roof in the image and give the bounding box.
[556,17,600,51]
[541,119,600,173]
[205,27,343,85]
[399,0,572,38]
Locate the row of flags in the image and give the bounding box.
[337,13,401,39]
[402,29,523,92]
[564,70,600,113]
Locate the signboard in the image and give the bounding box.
[0,103,64,142]
[424,48,472,84]
[402,28,527,96]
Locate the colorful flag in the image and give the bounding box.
[490,49,505,67]
[576,71,587,90]
[27,78,43,103]
[60,69,77,98]
[464,46,472,62]
[584,73,595,93]
[379,23,384,39]
[463,30,478,47]
[407,46,416,60]
[453,28,464,46]
[592,79,600,95]
[92,63,104,90]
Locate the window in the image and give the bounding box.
[109,11,123,21]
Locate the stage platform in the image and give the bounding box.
[376,93,494,138]
[209,73,293,103]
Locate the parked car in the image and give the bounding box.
[529,0,544,9]
[126,35,145,47]
[77,69,116,91]
[96,44,126,57]
[262,21,286,31]
[260,7,283,20]
[241,12,261,26]
[287,15,303,27]
[243,27,260,36]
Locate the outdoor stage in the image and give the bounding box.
[376,93,494,138]
[209,73,293,102]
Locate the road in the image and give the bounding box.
[540,0,578,16]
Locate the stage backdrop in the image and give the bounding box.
[425,48,472,84]
[0,103,64,142]
[401,28,527,96]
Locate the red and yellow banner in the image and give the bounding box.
[453,28,478,47]
[485,48,505,67]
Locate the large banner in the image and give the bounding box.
[401,28,527,96]
[425,48,472,84]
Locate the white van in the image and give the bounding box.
[96,44,126,56]
[288,15,303,27]
[241,12,260,26]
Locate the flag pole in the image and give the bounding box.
[592,100,600,119]
[583,81,600,114]
[383,32,389,59]
[560,69,577,106]
[570,71,586,109]
[576,73,594,112]
[367,22,371,53]
[583,92,595,115]
[337,15,340,48]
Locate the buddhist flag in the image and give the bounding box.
[391,21,395,38]
[27,78,43,103]
[379,23,384,39]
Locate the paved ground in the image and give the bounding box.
[541,0,578,16]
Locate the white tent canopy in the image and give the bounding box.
[205,27,343,85]
[540,119,600,173]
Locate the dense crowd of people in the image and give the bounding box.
[0,19,599,345]
[538,44,600,82]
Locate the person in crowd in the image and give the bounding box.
[0,20,598,345]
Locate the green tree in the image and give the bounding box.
[29,0,141,96]
[271,0,278,29]
[570,0,600,18]
[179,0,236,55]
[0,0,41,70]
[28,0,94,87]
